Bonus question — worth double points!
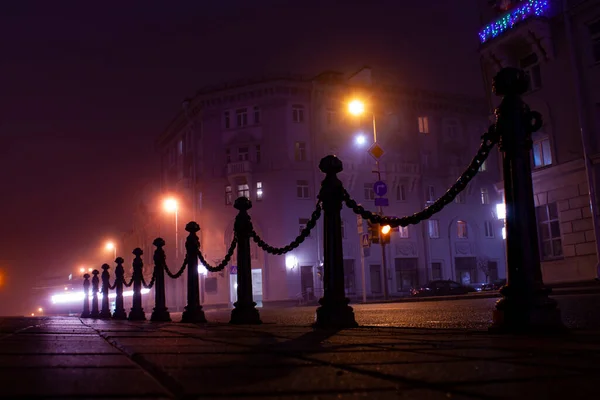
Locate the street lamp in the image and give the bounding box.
[105,242,116,260]
[163,197,179,259]
[348,98,388,299]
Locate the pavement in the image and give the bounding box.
[2,294,600,399]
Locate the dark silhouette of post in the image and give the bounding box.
[489,67,564,333]
[230,197,262,325]
[112,257,127,319]
[80,273,91,318]
[99,264,112,319]
[90,269,100,318]
[128,248,146,321]
[181,222,207,323]
[151,238,171,322]
[314,155,358,329]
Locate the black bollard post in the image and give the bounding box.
[151,238,171,322]
[112,257,127,320]
[128,248,146,321]
[90,270,100,318]
[489,67,564,333]
[314,155,358,329]
[80,273,91,318]
[230,197,262,325]
[99,264,112,319]
[181,222,207,323]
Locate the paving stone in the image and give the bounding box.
[0,354,136,368]
[305,350,462,365]
[0,340,121,354]
[0,367,169,397]
[140,353,314,368]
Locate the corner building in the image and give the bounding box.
[478,0,600,283]
[153,68,507,308]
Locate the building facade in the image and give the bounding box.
[478,0,600,283]
[149,67,507,308]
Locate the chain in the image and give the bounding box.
[141,271,156,289]
[343,126,499,228]
[108,281,117,290]
[251,201,322,255]
[123,276,134,288]
[198,237,238,273]
[165,258,187,279]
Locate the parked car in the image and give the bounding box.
[482,279,506,291]
[410,280,471,297]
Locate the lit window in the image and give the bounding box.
[484,220,494,238]
[294,142,306,161]
[418,116,429,134]
[364,183,375,200]
[296,180,309,199]
[236,108,248,127]
[253,106,261,124]
[457,221,468,239]
[399,226,409,238]
[292,104,305,123]
[238,147,249,161]
[224,111,231,129]
[428,220,439,239]
[256,182,263,201]
[536,203,562,260]
[533,137,552,168]
[480,187,490,205]
[237,183,250,199]
[396,184,406,201]
[225,186,232,205]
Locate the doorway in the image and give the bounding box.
[369,264,382,295]
[300,266,314,301]
[229,268,263,307]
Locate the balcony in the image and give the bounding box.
[227,160,252,176]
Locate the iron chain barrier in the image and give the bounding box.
[164,259,188,279]
[198,237,238,273]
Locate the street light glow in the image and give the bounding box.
[348,99,365,116]
[381,225,391,235]
[38,307,43,313]
[496,203,506,220]
[105,242,115,251]
[164,198,178,213]
[355,134,367,146]
[79,267,85,273]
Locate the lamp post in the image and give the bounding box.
[348,99,389,300]
[164,197,180,310]
[105,242,116,260]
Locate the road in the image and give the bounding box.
[201,293,600,330]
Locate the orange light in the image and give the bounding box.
[79,267,85,273]
[105,242,115,251]
[164,198,178,213]
[348,99,365,116]
[381,225,391,235]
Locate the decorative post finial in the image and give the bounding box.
[150,237,171,322]
[181,221,207,323]
[112,257,127,320]
[99,264,112,319]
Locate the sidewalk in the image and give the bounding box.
[1,316,598,399]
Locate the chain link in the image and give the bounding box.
[108,281,117,290]
[141,271,156,289]
[343,126,499,228]
[198,237,238,272]
[123,276,134,288]
[165,258,187,279]
[251,201,322,255]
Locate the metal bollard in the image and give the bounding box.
[150,238,171,322]
[80,273,91,318]
[99,264,112,319]
[128,248,146,321]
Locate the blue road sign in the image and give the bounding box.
[373,181,387,197]
[374,197,389,207]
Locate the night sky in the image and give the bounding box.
[0,0,485,315]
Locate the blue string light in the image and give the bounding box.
[479,0,550,44]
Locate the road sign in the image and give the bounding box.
[230,265,237,274]
[368,143,385,160]
[373,181,387,197]
[361,233,370,248]
[374,197,389,207]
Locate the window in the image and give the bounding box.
[520,53,542,91]
[428,220,439,238]
[431,262,442,280]
[446,120,460,139]
[394,258,418,291]
[427,185,435,202]
[225,186,233,205]
[455,192,465,204]
[225,148,231,163]
[256,182,263,201]
[480,187,490,205]
[255,145,261,163]
[536,202,562,260]
[484,220,494,238]
[224,111,231,129]
[326,108,336,125]
[296,180,309,198]
[292,104,304,123]
[236,108,248,127]
[396,184,406,201]
[294,141,306,161]
[533,137,552,168]
[205,277,218,293]
[399,226,409,238]
[238,146,249,161]
[457,221,468,239]
[479,160,487,172]
[299,218,311,237]
[418,116,429,133]
[237,183,249,199]
[589,20,600,63]
[253,106,261,124]
[364,183,375,200]
[178,139,183,155]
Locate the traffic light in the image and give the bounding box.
[380,225,391,245]
[367,221,380,244]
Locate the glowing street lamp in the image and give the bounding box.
[37,307,43,313]
[79,267,85,274]
[381,225,391,235]
[348,99,365,116]
[163,197,179,260]
[355,134,367,146]
[105,241,116,260]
